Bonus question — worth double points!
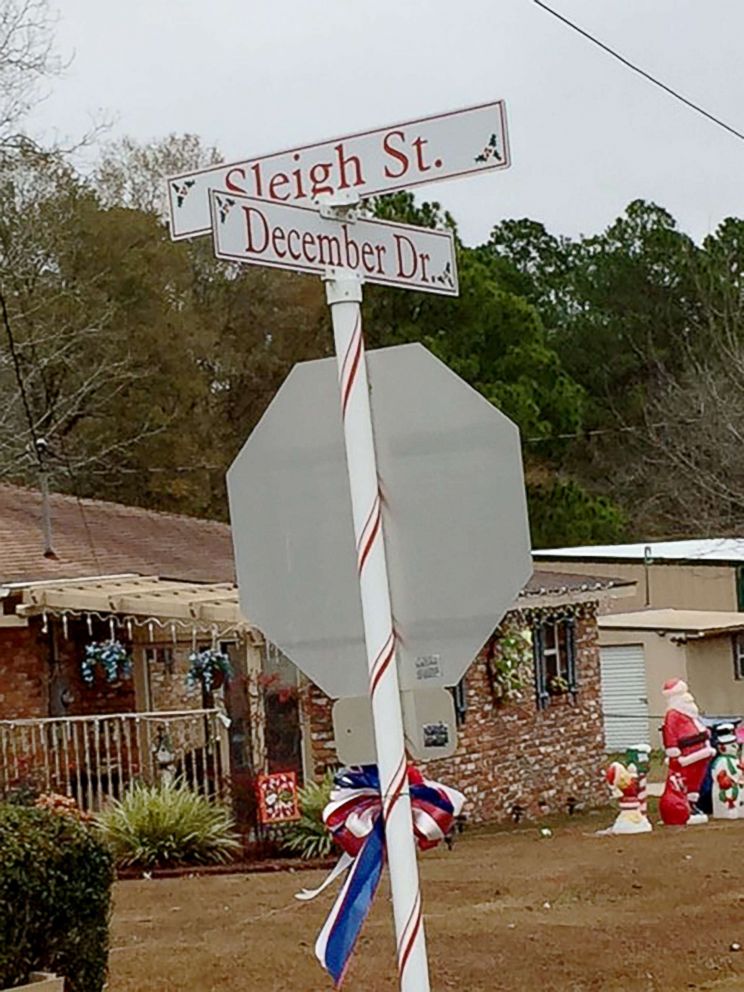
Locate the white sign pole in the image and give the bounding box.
[325,256,430,992]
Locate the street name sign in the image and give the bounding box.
[209,190,458,296]
[168,99,509,239]
[227,343,532,700]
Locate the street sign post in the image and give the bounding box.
[167,99,509,239]
[209,190,458,295]
[187,100,527,992]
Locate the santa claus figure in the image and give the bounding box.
[661,678,714,825]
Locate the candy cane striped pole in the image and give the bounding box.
[325,266,431,992]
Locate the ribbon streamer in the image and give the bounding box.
[296,764,464,986]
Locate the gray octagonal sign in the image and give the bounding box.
[227,343,532,699]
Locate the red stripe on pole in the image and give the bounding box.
[398,899,422,978]
[357,494,379,550]
[383,754,407,821]
[341,320,363,418]
[357,504,381,574]
[370,634,395,697]
[339,310,361,386]
[397,891,420,954]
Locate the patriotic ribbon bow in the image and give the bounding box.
[296,764,464,986]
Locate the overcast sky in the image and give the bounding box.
[27,0,744,247]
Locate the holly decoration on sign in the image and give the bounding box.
[171,179,195,208]
[475,133,502,164]
[434,261,455,289]
[214,194,235,223]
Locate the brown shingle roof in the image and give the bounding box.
[0,484,629,600]
[0,484,234,585]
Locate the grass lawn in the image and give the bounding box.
[109,808,744,992]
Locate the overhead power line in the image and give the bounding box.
[533,0,744,144]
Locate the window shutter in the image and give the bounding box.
[451,677,468,726]
[533,622,549,710]
[566,618,578,695]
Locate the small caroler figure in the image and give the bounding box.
[625,743,652,816]
[605,761,652,834]
[661,679,715,824]
[709,723,741,819]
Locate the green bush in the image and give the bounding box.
[280,774,335,860]
[97,780,241,868]
[0,803,114,992]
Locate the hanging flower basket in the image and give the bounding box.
[81,640,131,686]
[186,648,232,693]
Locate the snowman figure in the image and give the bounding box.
[710,723,741,819]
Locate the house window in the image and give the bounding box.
[144,646,175,675]
[533,617,577,709]
[733,634,744,679]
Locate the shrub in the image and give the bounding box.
[97,780,241,868]
[280,773,335,860]
[0,802,114,992]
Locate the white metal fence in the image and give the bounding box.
[0,709,230,811]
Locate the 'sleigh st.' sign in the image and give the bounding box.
[210,191,458,296]
[168,100,509,240]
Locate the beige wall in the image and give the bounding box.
[599,628,744,742]
[686,635,744,717]
[542,558,743,743]
[538,560,738,613]
[598,628,689,746]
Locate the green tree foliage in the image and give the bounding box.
[14,128,744,543]
[363,193,615,545]
[528,479,627,549]
[485,199,744,538]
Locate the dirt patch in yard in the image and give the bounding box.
[109,811,744,992]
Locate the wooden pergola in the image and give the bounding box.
[12,574,261,641]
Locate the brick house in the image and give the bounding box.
[0,484,271,816]
[0,483,630,824]
[305,572,634,824]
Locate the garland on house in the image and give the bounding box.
[484,622,533,703]
[81,639,132,686]
[509,600,598,628]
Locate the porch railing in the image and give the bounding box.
[0,709,230,811]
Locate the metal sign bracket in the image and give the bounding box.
[316,190,361,222]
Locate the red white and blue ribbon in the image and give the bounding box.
[296,764,464,987]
